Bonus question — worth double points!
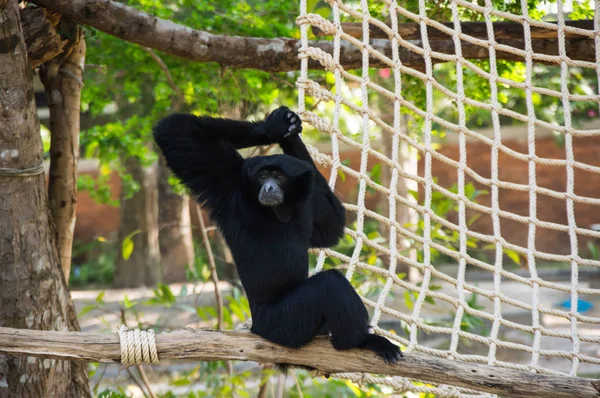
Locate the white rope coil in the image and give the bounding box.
[117,325,159,366]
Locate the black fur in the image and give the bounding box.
[153,106,402,366]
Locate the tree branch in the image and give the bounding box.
[30,0,595,72]
[140,46,185,110]
[39,20,86,283]
[1,326,598,398]
[312,20,594,41]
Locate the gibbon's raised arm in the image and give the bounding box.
[279,134,346,248]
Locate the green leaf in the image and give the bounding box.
[588,241,599,260]
[121,238,133,261]
[403,291,414,310]
[306,0,320,13]
[121,229,140,261]
[95,290,105,304]
[228,302,246,321]
[315,7,331,19]
[122,295,134,309]
[408,189,419,201]
[170,378,192,387]
[504,249,521,266]
[79,304,97,317]
[196,307,208,320]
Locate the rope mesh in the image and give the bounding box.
[297,0,599,395]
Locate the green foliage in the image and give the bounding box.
[96,389,130,398]
[290,372,387,397]
[81,0,301,204]
[146,283,178,308]
[570,0,594,20]
[458,292,487,335]
[586,241,600,260]
[78,291,107,318]
[77,174,118,206]
[409,181,490,265]
[70,238,118,286]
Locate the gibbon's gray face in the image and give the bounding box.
[256,167,288,207]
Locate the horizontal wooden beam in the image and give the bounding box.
[30,0,595,72]
[312,20,595,41]
[0,326,599,398]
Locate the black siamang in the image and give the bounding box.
[153,106,402,364]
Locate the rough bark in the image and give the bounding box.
[312,20,594,41]
[0,2,90,397]
[158,153,195,283]
[1,327,599,398]
[39,24,86,283]
[30,0,595,72]
[21,6,66,69]
[114,155,162,288]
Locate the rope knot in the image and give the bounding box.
[117,325,159,367]
[295,14,337,36]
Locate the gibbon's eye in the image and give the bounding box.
[257,170,269,182]
[273,171,287,184]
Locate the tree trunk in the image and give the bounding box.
[0,2,90,396]
[158,153,195,283]
[114,154,161,287]
[39,24,86,284]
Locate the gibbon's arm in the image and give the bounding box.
[279,135,346,248]
[153,114,274,219]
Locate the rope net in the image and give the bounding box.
[295,0,599,395]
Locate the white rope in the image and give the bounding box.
[345,0,371,282]
[447,0,469,364]
[371,0,402,327]
[296,0,600,395]
[407,0,435,354]
[556,0,582,377]
[117,325,159,366]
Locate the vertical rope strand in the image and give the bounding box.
[447,0,469,362]
[315,0,343,274]
[345,0,371,281]
[371,0,402,327]
[520,0,542,374]
[408,0,434,352]
[483,0,504,373]
[556,0,581,377]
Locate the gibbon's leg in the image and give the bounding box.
[251,269,369,349]
[251,269,403,363]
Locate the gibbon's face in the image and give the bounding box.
[256,167,288,207]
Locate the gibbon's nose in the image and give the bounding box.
[263,179,278,192]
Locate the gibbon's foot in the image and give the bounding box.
[358,334,403,364]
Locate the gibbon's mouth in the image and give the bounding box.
[259,192,284,207]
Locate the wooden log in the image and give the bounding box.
[312,20,594,41]
[0,326,598,398]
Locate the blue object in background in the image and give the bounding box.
[556,299,593,313]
